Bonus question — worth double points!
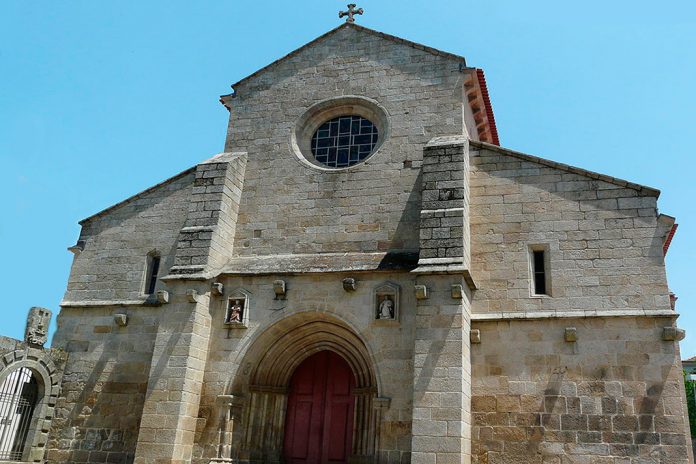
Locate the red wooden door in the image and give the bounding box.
[283,351,355,464]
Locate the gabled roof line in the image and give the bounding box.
[222,23,344,99]
[79,166,196,225]
[347,23,467,65]
[470,140,661,197]
[78,152,240,225]
[221,22,468,100]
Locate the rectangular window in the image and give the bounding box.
[532,250,546,295]
[145,256,160,295]
[529,245,551,296]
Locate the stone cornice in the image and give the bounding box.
[472,308,677,322]
[218,251,419,276]
[60,299,151,308]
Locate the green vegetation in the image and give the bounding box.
[684,370,696,438]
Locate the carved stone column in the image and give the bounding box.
[241,388,288,463]
[210,394,243,463]
[351,389,376,460]
[373,397,391,463]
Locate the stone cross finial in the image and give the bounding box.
[339,4,363,23]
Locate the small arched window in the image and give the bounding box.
[0,368,39,461]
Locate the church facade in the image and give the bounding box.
[2,20,690,464]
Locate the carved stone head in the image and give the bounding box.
[25,306,52,347]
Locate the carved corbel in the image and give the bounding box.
[114,314,128,327]
[273,280,287,300]
[187,289,199,303]
[662,327,686,341]
[470,329,481,344]
[342,278,357,292]
[451,284,463,299]
[156,290,170,304]
[564,327,577,342]
[212,282,224,296]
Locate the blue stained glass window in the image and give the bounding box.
[311,115,378,168]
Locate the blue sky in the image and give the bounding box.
[1,1,695,355]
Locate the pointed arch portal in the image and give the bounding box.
[234,313,381,463]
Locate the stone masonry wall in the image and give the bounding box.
[64,171,194,303]
[410,274,472,464]
[191,272,428,464]
[224,26,469,257]
[133,282,212,464]
[410,137,473,463]
[44,21,691,464]
[469,144,672,315]
[471,316,692,463]
[46,306,161,464]
[417,137,470,269]
[169,153,247,276]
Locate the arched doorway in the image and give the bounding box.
[0,368,39,461]
[283,351,355,464]
[0,349,60,464]
[231,313,382,463]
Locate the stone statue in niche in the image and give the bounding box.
[25,306,52,347]
[225,290,250,327]
[374,282,399,322]
[378,296,394,319]
[226,298,245,323]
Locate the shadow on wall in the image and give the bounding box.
[470,318,690,463]
[46,309,157,463]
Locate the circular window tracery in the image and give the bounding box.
[291,96,389,171]
[310,115,378,168]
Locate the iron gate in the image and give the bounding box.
[0,368,38,461]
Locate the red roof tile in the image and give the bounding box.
[663,223,678,256]
[476,69,500,146]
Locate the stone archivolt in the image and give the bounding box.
[248,316,376,390]
[230,312,380,462]
[0,347,65,463]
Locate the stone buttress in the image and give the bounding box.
[411,136,474,464]
[133,153,247,464]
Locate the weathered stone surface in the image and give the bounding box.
[25,306,52,347]
[34,20,689,464]
[469,143,672,316]
[169,152,248,277]
[0,332,67,463]
[471,317,691,463]
[63,170,194,304]
[223,26,469,260]
[45,306,159,464]
[113,313,128,327]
